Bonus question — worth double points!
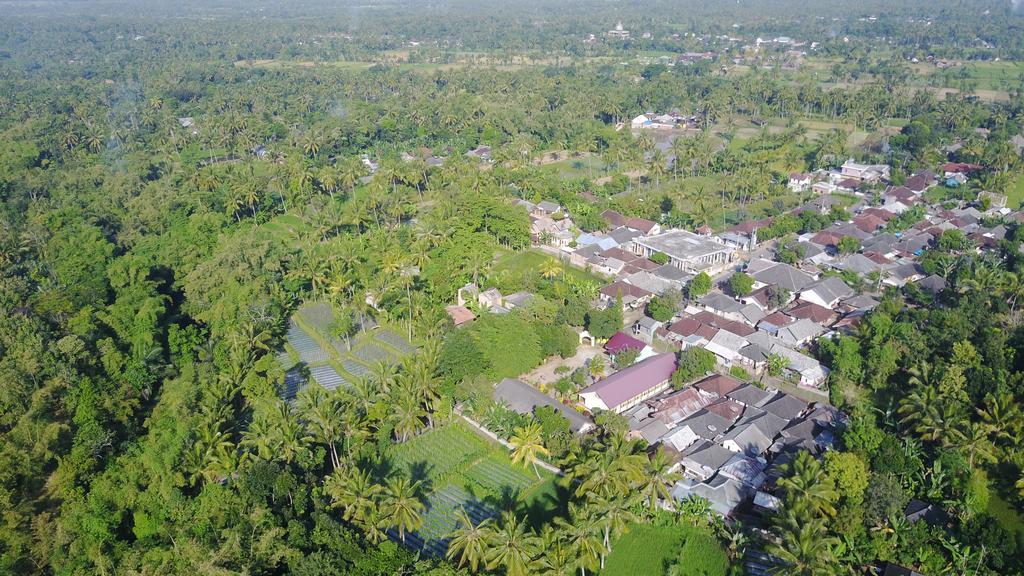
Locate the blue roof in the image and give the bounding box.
[597,237,618,250]
[576,233,602,246]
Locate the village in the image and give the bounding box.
[441,146,1013,575]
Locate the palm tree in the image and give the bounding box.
[298,387,344,469]
[325,467,382,528]
[539,257,562,280]
[638,447,682,513]
[485,512,541,576]
[556,506,602,576]
[952,421,996,468]
[776,451,837,518]
[381,476,424,543]
[767,514,838,576]
[447,509,492,572]
[977,392,1022,445]
[509,421,550,479]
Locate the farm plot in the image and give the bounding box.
[297,301,336,336]
[281,369,306,400]
[352,342,396,365]
[375,329,416,354]
[341,358,372,380]
[388,424,490,484]
[286,321,330,365]
[462,457,535,496]
[388,485,496,557]
[309,365,349,391]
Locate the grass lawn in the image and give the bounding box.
[603,524,686,576]
[987,491,1024,541]
[603,523,728,576]
[1006,174,1024,210]
[492,249,607,286]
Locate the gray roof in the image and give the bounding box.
[801,276,854,305]
[762,393,808,421]
[749,261,816,292]
[739,343,770,363]
[842,294,879,310]
[889,262,925,281]
[722,421,774,456]
[727,384,775,408]
[652,264,693,282]
[916,274,947,295]
[633,230,733,262]
[836,254,880,275]
[495,378,593,432]
[861,233,900,253]
[677,409,733,440]
[739,303,767,324]
[777,318,826,345]
[537,200,561,213]
[700,292,745,314]
[609,227,641,245]
[671,475,752,516]
[680,440,735,473]
[736,407,789,438]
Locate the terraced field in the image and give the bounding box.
[277,301,416,399]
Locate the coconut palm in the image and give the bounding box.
[447,509,492,572]
[556,506,602,576]
[539,257,562,280]
[325,467,382,528]
[509,421,550,479]
[776,450,837,518]
[637,447,682,512]
[767,514,838,576]
[485,512,541,576]
[381,476,424,543]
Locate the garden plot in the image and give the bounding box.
[391,485,497,557]
[388,424,490,484]
[297,301,336,336]
[309,365,349,391]
[375,329,416,354]
[286,320,330,364]
[463,458,535,495]
[281,369,306,400]
[351,342,396,365]
[341,358,372,380]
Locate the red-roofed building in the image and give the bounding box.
[625,217,660,235]
[853,214,886,233]
[605,332,646,355]
[942,162,982,175]
[579,353,678,412]
[786,301,833,323]
[862,207,896,222]
[445,305,476,326]
[601,209,627,228]
[694,373,743,397]
[599,281,653,305]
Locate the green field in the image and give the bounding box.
[1007,174,1024,211]
[384,422,560,555]
[987,491,1024,542]
[492,249,607,285]
[602,524,728,576]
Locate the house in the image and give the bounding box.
[671,475,753,516]
[466,145,492,160]
[445,306,476,327]
[632,316,664,343]
[786,301,834,325]
[746,259,817,293]
[757,311,795,335]
[605,332,646,356]
[776,318,826,346]
[904,499,947,527]
[762,393,808,421]
[840,159,890,183]
[787,172,812,192]
[601,209,628,228]
[693,373,743,397]
[631,230,736,275]
[704,330,750,364]
[915,274,947,295]
[675,408,735,442]
[721,421,774,456]
[478,288,503,309]
[625,217,660,235]
[799,276,854,308]
[457,283,480,307]
[727,383,776,408]
[599,281,653,308]
[503,291,535,309]
[494,378,594,433]
[579,353,677,413]
[768,345,830,387]
[649,386,718,425]
[678,440,736,481]
[608,21,630,39]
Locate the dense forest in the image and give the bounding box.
[1,1,1024,575]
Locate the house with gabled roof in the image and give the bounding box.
[798,276,854,308]
[495,378,594,433]
[746,258,817,293]
[579,353,677,413]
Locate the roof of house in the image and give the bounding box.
[671,475,753,516]
[759,311,796,328]
[762,393,808,420]
[495,378,593,432]
[705,397,745,422]
[537,200,561,213]
[904,499,947,526]
[801,276,854,305]
[579,353,677,410]
[652,264,693,282]
[677,408,734,440]
[915,274,947,295]
[605,332,647,355]
[837,254,880,275]
[748,260,816,292]
[719,453,767,487]
[706,330,751,360]
[692,311,756,337]
[787,302,834,324]
[777,318,826,344]
[693,373,743,397]
[700,292,745,314]
[853,214,886,233]
[625,217,658,234]
[633,230,733,262]
[446,305,476,326]
[727,383,776,408]
[600,281,653,301]
[722,421,775,455]
[680,440,735,473]
[601,209,627,228]
[650,386,718,424]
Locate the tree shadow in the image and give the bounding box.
[407,460,435,498]
[521,478,573,531]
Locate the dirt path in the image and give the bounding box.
[521,344,605,387]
